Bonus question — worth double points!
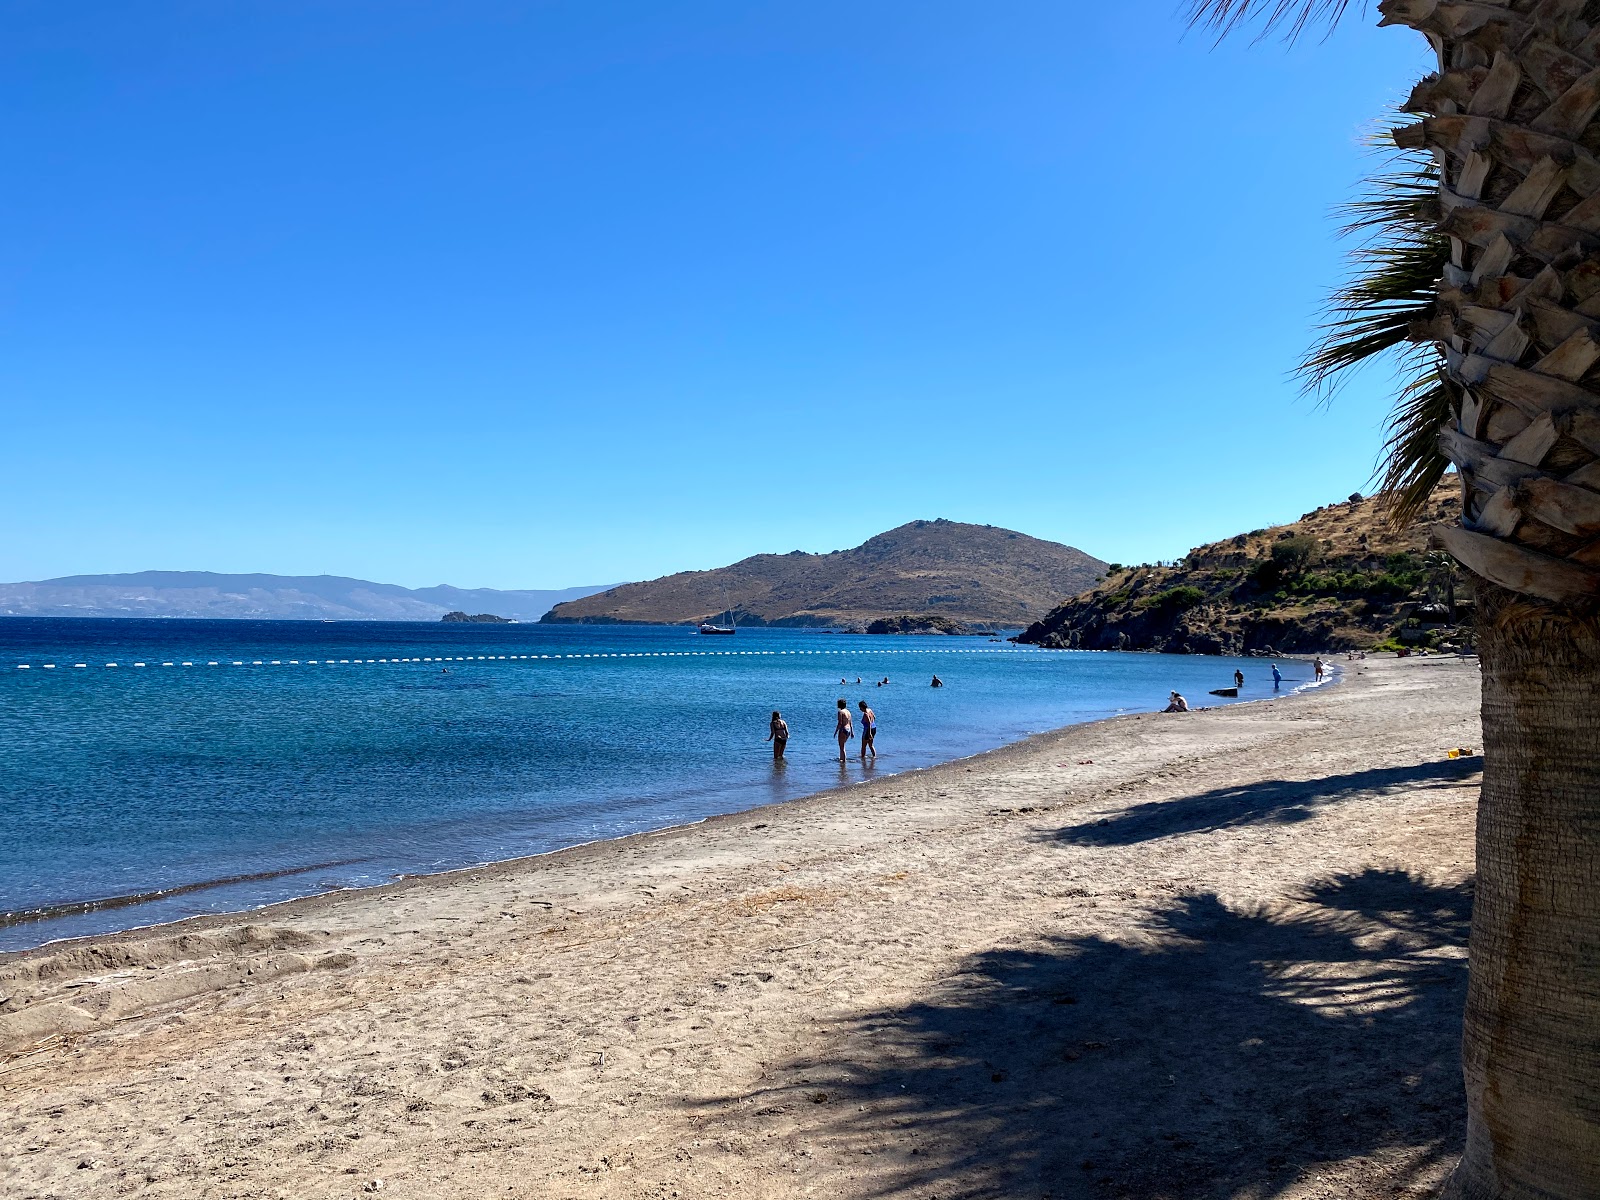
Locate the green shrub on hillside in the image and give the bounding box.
[1139,584,1206,613]
[1271,534,1321,574]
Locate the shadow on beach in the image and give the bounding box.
[1052,759,1482,848]
[697,868,1469,1198]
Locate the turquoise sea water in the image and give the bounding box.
[0,619,1319,951]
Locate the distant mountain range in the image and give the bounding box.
[543,519,1107,629]
[0,572,617,622]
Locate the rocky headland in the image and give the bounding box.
[1017,478,1473,655]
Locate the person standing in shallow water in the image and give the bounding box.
[1234,668,1245,690]
[766,710,788,761]
[857,700,876,761]
[1314,657,1326,681]
[834,699,853,763]
[1271,663,1282,689]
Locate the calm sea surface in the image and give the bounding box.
[0,619,1320,950]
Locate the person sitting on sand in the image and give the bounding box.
[1233,668,1244,689]
[930,675,943,688]
[834,699,854,762]
[766,710,789,761]
[857,700,876,760]
[1163,691,1189,713]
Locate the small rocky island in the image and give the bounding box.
[440,611,513,624]
[864,614,973,635]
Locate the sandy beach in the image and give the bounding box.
[1,656,1482,1199]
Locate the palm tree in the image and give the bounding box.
[1192,2,1600,1196]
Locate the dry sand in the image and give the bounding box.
[1,655,1482,1199]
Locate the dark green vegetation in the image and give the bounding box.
[544,520,1106,630]
[1018,477,1471,654]
[439,611,512,624]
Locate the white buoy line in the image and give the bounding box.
[12,646,1038,671]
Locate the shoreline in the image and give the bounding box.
[0,662,1341,959]
[1,655,1477,1199]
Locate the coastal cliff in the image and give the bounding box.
[543,519,1106,629]
[1017,477,1472,655]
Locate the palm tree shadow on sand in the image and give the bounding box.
[691,869,1469,1198]
[1053,759,1481,848]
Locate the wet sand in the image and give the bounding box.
[0,655,1482,1199]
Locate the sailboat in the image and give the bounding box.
[698,611,737,635]
[699,591,737,635]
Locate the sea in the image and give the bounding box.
[0,618,1320,951]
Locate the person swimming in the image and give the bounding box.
[931,675,943,688]
[834,699,854,762]
[767,710,789,760]
[857,700,876,760]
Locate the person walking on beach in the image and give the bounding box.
[857,700,877,760]
[1233,668,1244,689]
[834,699,854,762]
[767,710,789,761]
[1271,663,1282,689]
[1314,657,1326,681]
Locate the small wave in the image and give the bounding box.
[0,857,371,929]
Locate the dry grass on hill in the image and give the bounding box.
[1020,477,1468,655]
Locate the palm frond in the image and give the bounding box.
[1300,155,1449,395]
[1376,360,1456,525]
[1336,165,1439,239]
[1297,147,1453,522]
[1300,224,1450,394]
[1187,0,1362,42]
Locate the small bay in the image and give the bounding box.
[0,618,1310,950]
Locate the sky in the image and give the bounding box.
[0,1,1432,589]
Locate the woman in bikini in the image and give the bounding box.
[767,710,789,760]
[834,699,853,763]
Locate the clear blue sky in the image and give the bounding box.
[2,1,1429,589]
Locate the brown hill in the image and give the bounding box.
[1016,477,1471,655]
[542,519,1107,629]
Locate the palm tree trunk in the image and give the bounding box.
[1363,2,1600,1190]
[1452,585,1600,1198]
